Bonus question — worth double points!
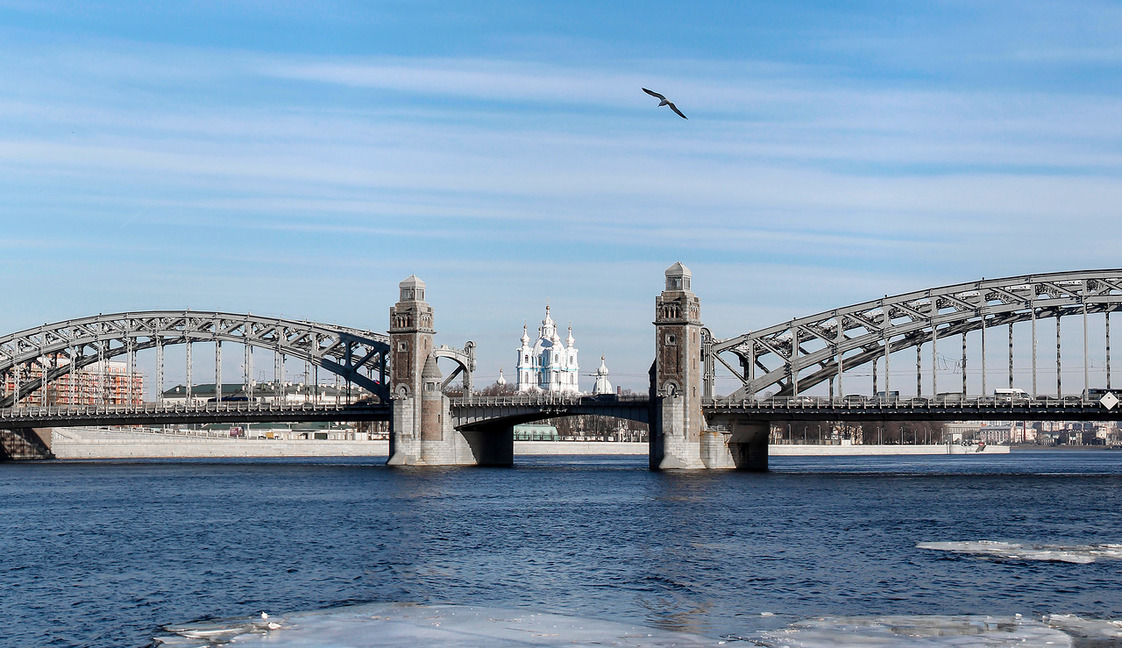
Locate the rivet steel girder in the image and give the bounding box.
[0,311,391,407]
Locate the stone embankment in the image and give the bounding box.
[50,428,389,459]
[46,428,1009,459]
[770,443,1010,455]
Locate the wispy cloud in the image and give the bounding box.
[3,13,1122,386]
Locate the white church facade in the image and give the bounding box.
[516,305,580,394]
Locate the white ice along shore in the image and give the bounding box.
[152,603,1122,648]
[154,603,716,647]
[917,540,1122,564]
[754,614,1120,647]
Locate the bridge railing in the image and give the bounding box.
[0,400,380,421]
[450,393,650,407]
[706,394,1113,411]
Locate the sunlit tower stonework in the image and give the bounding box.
[387,275,435,464]
[651,262,768,470]
[651,262,705,468]
[386,275,481,465]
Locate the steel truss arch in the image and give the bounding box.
[432,341,477,393]
[710,270,1122,398]
[0,311,390,408]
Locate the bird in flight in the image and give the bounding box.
[642,88,687,120]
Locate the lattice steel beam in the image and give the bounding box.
[0,311,390,407]
[711,270,1122,398]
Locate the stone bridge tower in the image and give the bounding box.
[651,262,707,468]
[387,275,434,464]
[650,262,767,470]
[386,274,505,466]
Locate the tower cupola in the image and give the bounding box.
[664,262,691,292]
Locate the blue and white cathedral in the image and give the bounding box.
[516,305,580,394]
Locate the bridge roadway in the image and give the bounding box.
[0,401,390,428]
[450,393,650,429]
[0,394,649,429]
[6,393,1113,430]
[708,395,1122,423]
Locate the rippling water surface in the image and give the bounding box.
[4,450,1122,646]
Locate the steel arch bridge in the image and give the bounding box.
[0,311,390,408]
[707,269,1122,400]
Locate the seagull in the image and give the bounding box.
[642,88,687,120]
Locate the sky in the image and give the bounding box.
[2,0,1122,393]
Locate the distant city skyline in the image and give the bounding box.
[3,1,1122,391]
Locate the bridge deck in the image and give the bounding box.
[4,394,1118,431]
[0,402,390,428]
[450,394,651,428]
[708,396,1122,422]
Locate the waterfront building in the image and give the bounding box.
[3,358,142,406]
[513,423,560,441]
[516,305,580,394]
[160,382,355,406]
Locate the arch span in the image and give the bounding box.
[432,341,476,393]
[0,311,390,407]
[710,270,1122,399]
[450,395,650,431]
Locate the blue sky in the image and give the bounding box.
[2,1,1122,392]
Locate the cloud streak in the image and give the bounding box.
[2,14,1122,387]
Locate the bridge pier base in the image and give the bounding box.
[389,392,512,467]
[650,392,704,469]
[0,428,54,460]
[650,407,769,471]
[387,395,421,465]
[459,424,514,467]
[706,419,769,471]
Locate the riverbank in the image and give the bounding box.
[47,428,1012,459]
[770,443,1009,455]
[50,428,389,459]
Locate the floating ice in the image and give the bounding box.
[755,615,1073,647]
[154,603,720,647]
[1044,614,1122,640]
[917,540,1122,564]
[154,605,1122,648]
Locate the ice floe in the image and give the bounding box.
[1044,614,1122,641]
[754,614,1073,647]
[154,604,1122,648]
[917,540,1122,564]
[154,603,720,647]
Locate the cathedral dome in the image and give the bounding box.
[592,356,613,395]
[516,303,580,394]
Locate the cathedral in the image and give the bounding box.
[516,305,580,394]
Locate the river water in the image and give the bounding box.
[4,450,1122,647]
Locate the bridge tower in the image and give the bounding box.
[387,275,505,466]
[651,262,709,469]
[651,263,768,470]
[387,275,434,465]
